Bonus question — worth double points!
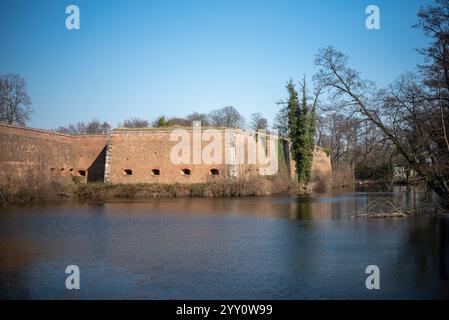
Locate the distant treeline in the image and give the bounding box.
[54,106,269,134]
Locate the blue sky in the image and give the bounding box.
[0,0,434,129]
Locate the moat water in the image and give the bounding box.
[1,187,449,299]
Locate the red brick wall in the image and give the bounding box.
[106,129,306,184]
[0,124,331,187]
[0,123,108,185]
[72,135,109,182]
[107,130,229,184]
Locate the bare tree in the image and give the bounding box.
[314,46,449,201]
[85,120,111,133]
[208,106,245,128]
[415,0,449,102]
[55,119,110,134]
[273,103,289,137]
[186,112,210,126]
[122,117,149,128]
[249,113,268,131]
[0,74,32,125]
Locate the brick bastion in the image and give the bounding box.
[0,123,331,188]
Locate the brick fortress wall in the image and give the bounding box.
[0,123,108,185]
[0,123,331,187]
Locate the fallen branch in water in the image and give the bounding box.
[350,212,408,218]
[350,198,411,218]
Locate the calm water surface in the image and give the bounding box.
[1,188,448,299]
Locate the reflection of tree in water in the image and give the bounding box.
[391,188,449,281]
[406,216,449,281]
[293,196,313,220]
[290,192,370,220]
[440,217,449,280]
[0,269,30,299]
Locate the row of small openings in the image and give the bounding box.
[122,168,220,176]
[123,169,160,176]
[50,168,85,176]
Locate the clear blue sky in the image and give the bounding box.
[0,0,434,129]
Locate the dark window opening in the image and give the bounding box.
[182,168,191,175]
[50,168,56,172]
[78,170,86,176]
[210,168,219,176]
[60,168,65,172]
[124,169,133,176]
[151,169,160,176]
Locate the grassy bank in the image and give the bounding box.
[0,176,73,207]
[75,175,292,201]
[0,174,294,206]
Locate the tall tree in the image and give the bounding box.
[0,74,32,126]
[296,77,313,184]
[278,77,320,184]
[286,80,299,140]
[415,0,449,99]
[314,45,449,202]
[284,80,305,183]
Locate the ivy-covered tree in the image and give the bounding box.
[283,77,317,185]
[295,78,313,184]
[285,80,300,173]
[287,81,299,129]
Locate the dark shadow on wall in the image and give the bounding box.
[87,145,107,182]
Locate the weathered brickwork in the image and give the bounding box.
[106,129,279,184]
[0,123,108,184]
[0,123,331,186]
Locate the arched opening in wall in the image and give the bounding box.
[181,168,191,176]
[78,170,86,177]
[210,168,220,176]
[50,167,56,173]
[124,169,133,176]
[151,169,160,176]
